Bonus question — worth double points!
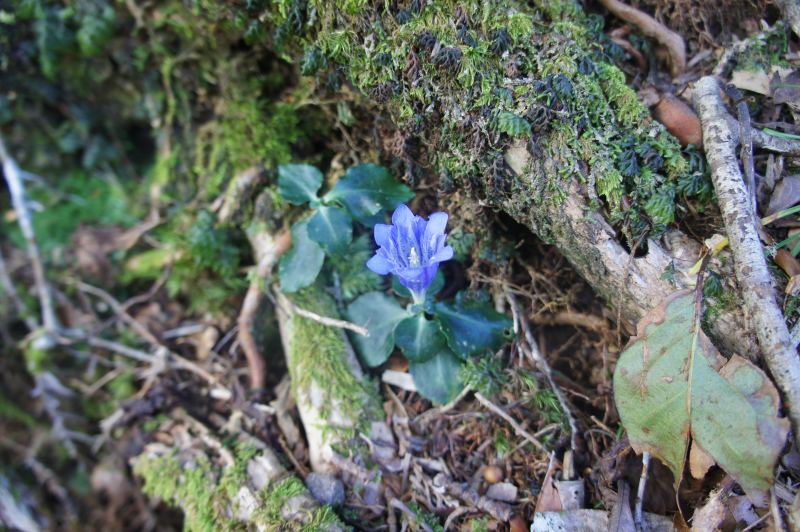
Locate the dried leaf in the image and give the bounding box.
[767,175,800,216]
[770,70,800,107]
[614,291,789,504]
[689,441,715,480]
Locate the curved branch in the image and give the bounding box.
[694,76,800,447]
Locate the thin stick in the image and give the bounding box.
[0,134,58,333]
[507,290,580,454]
[694,76,800,449]
[474,391,547,453]
[635,451,650,531]
[276,289,369,337]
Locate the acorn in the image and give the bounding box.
[653,94,703,148]
[483,465,503,484]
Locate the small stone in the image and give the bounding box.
[486,482,518,502]
[305,473,345,506]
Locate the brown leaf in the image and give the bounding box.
[534,458,563,513]
[767,175,800,216]
[689,441,715,480]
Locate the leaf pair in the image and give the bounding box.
[277,163,413,292]
[347,290,512,404]
[613,291,789,505]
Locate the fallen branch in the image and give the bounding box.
[694,76,800,447]
[598,0,686,76]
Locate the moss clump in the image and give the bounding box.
[134,452,219,532]
[260,0,708,241]
[253,477,343,530]
[287,287,382,441]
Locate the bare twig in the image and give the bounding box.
[474,391,548,453]
[753,129,800,156]
[635,452,650,531]
[507,291,580,454]
[275,289,369,337]
[0,134,58,334]
[598,0,686,76]
[694,76,800,448]
[725,85,756,217]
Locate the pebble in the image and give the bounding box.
[486,482,518,502]
[305,473,345,506]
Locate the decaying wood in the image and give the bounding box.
[693,75,800,448]
[505,144,758,360]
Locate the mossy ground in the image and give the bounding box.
[265,0,708,243]
[287,287,383,443]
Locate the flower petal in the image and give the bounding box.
[430,245,454,263]
[366,253,393,275]
[425,212,448,237]
[374,224,392,247]
[391,203,414,228]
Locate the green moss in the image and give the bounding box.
[253,477,344,530]
[134,452,219,532]
[261,0,705,241]
[287,287,382,440]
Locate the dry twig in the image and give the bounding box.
[474,392,547,453]
[0,134,58,334]
[507,291,580,454]
[694,76,800,447]
[275,289,369,337]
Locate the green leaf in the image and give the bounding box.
[327,234,383,300]
[278,164,323,205]
[279,219,325,293]
[410,350,464,404]
[434,293,512,359]
[307,205,352,254]
[614,291,789,503]
[347,292,410,367]
[395,313,447,362]
[324,163,414,224]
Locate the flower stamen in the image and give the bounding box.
[409,246,420,267]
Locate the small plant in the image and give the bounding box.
[348,205,512,404]
[277,163,512,404]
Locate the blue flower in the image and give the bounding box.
[367,204,454,301]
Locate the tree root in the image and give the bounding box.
[598,0,686,77]
[694,75,800,448]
